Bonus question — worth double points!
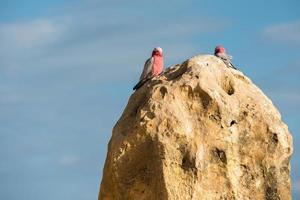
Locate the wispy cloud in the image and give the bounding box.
[0,5,228,83]
[295,180,300,193]
[59,154,80,166]
[269,90,300,106]
[0,19,63,49]
[263,20,300,45]
[276,61,300,77]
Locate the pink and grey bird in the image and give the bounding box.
[133,47,164,90]
[214,45,237,70]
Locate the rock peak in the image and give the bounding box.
[99,55,293,200]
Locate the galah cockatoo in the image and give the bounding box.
[214,45,237,70]
[133,47,164,90]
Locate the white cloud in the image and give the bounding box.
[0,18,68,71]
[263,20,300,45]
[0,19,64,49]
[59,155,80,166]
[295,180,300,192]
[276,92,300,104]
[0,1,229,84]
[266,89,300,110]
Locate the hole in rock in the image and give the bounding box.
[194,84,212,109]
[221,77,235,95]
[230,120,237,126]
[182,154,196,171]
[213,148,227,164]
[226,85,235,95]
[271,133,278,144]
[159,86,168,98]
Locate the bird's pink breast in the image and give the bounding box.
[152,55,163,76]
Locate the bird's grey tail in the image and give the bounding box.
[221,58,238,70]
[133,78,149,90]
[229,61,237,70]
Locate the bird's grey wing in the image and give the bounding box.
[217,52,232,61]
[139,57,154,80]
[228,60,237,70]
[224,54,237,69]
[133,57,154,90]
[217,53,237,70]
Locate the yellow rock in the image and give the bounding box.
[99,55,293,200]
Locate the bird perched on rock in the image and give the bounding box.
[133,47,164,90]
[214,45,237,70]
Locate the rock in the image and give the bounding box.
[98,55,293,200]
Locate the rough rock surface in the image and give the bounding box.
[99,55,293,200]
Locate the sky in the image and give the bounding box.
[0,0,299,199]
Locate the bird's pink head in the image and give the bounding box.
[152,47,163,56]
[214,45,226,54]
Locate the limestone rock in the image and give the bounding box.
[99,55,293,200]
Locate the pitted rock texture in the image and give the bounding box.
[99,55,293,200]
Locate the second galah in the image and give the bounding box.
[133,47,164,90]
[214,45,237,70]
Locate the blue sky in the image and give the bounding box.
[0,0,299,199]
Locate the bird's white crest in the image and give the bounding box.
[154,47,163,54]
